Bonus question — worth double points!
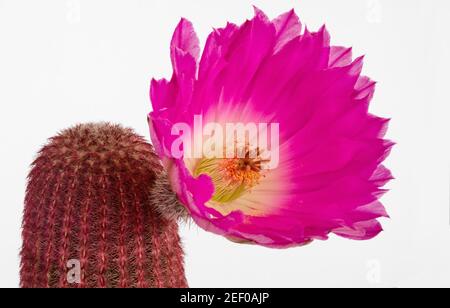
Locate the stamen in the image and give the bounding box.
[193,146,269,204]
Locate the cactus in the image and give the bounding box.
[20,123,188,288]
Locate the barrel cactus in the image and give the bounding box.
[20,123,188,288]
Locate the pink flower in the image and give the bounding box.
[148,8,393,248]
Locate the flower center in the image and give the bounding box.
[193,148,269,204]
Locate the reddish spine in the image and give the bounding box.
[43,172,63,288]
[150,208,164,288]
[98,174,108,288]
[117,174,130,288]
[131,177,148,288]
[79,173,92,288]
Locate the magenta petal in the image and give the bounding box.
[329,46,353,67]
[273,9,302,53]
[198,22,238,81]
[171,18,200,64]
[150,78,175,111]
[333,220,383,240]
[150,19,199,113]
[219,10,276,102]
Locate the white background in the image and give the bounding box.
[0,0,449,288]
